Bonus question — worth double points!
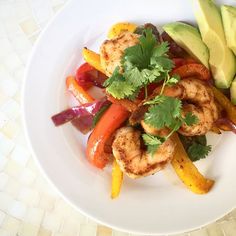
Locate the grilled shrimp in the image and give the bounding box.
[143,78,219,136]
[112,127,175,179]
[100,32,139,76]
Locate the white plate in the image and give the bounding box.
[23,0,236,235]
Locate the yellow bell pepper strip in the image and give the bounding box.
[82,48,105,74]
[171,133,214,194]
[111,159,123,199]
[108,22,137,39]
[66,76,94,104]
[212,86,236,125]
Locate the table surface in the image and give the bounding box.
[0,0,236,236]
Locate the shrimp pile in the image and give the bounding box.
[100,31,219,179]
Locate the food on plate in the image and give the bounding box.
[171,133,214,194]
[193,0,236,89]
[111,159,123,199]
[51,1,236,198]
[163,22,209,68]
[112,126,175,179]
[100,31,139,76]
[107,22,137,39]
[221,5,236,55]
[231,77,236,105]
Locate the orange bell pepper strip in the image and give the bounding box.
[171,133,214,194]
[212,86,236,125]
[86,104,130,169]
[171,63,211,80]
[66,76,94,104]
[111,159,123,199]
[82,48,105,74]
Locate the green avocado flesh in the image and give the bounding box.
[221,5,236,55]
[163,22,209,68]
[193,0,236,89]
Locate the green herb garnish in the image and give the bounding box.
[143,95,198,154]
[104,28,198,155]
[179,135,212,162]
[104,29,174,99]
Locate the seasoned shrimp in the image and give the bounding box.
[112,127,175,179]
[100,32,139,76]
[143,78,219,136]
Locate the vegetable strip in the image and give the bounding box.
[111,159,123,199]
[171,133,214,194]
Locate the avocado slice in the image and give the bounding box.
[193,0,236,89]
[163,22,209,68]
[230,76,236,105]
[221,5,236,55]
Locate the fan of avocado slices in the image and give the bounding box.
[163,0,236,104]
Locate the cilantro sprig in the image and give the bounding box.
[143,95,198,155]
[104,29,174,99]
[142,133,165,156]
[179,135,212,162]
[103,27,199,156]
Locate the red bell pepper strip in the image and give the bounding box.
[86,104,130,169]
[172,58,197,68]
[171,63,211,80]
[66,76,94,104]
[75,63,94,90]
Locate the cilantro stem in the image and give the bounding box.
[144,86,148,99]
[160,73,169,95]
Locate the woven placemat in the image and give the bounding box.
[0,0,236,235]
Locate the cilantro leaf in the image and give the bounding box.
[144,95,166,105]
[184,112,199,126]
[103,67,122,87]
[142,133,164,155]
[106,80,135,99]
[166,74,180,86]
[151,56,174,71]
[152,41,169,57]
[139,29,157,64]
[122,29,157,70]
[104,29,178,100]
[179,134,212,162]
[187,143,212,162]
[124,67,143,87]
[141,68,162,84]
[144,96,182,129]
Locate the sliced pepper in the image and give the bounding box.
[111,159,123,199]
[108,22,137,39]
[171,63,211,80]
[86,103,130,169]
[172,58,197,68]
[171,133,214,194]
[75,62,95,90]
[82,48,105,74]
[66,76,94,104]
[212,86,236,125]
